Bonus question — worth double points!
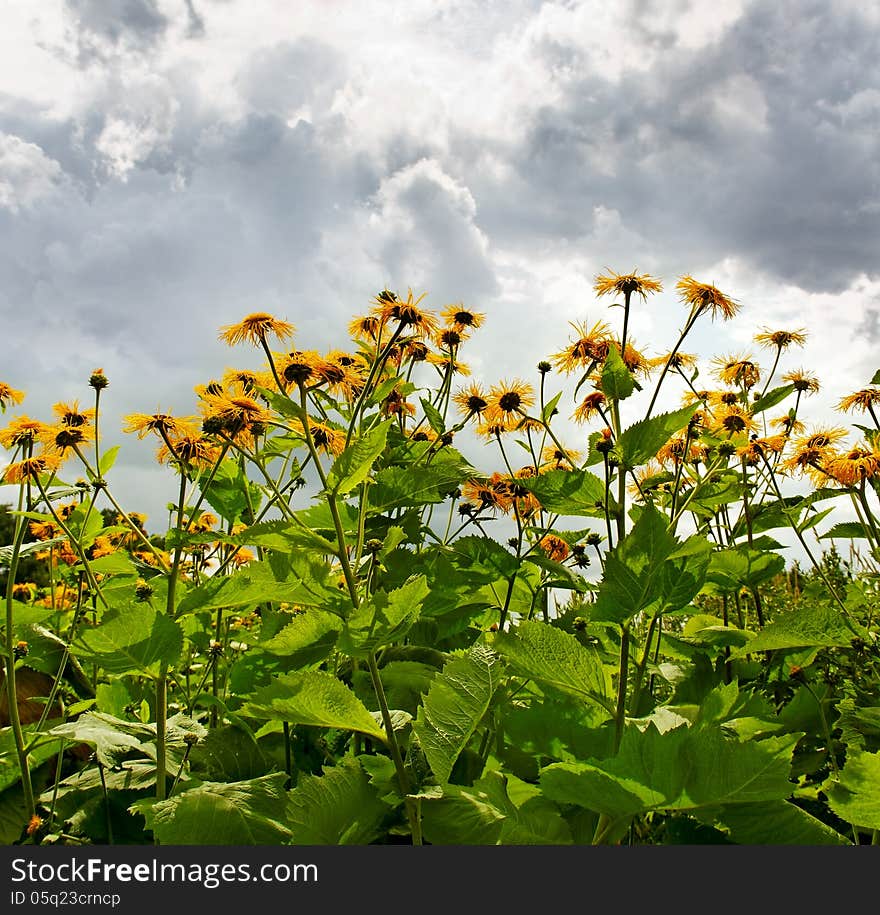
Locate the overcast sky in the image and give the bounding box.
[1,0,878,552]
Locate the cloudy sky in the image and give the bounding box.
[1,0,878,550]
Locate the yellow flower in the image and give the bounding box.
[825,445,880,486]
[781,370,820,394]
[0,416,51,450]
[53,400,95,428]
[123,412,199,440]
[371,288,438,338]
[440,303,485,329]
[0,382,25,412]
[837,388,880,414]
[485,379,535,424]
[572,391,606,424]
[218,312,295,347]
[539,534,570,562]
[754,328,807,350]
[541,445,581,470]
[712,353,761,389]
[3,453,62,483]
[594,269,663,300]
[551,319,613,375]
[453,383,490,420]
[676,276,740,321]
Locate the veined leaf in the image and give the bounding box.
[326,420,392,495]
[339,575,429,656]
[696,800,849,845]
[367,463,463,512]
[493,620,611,713]
[413,643,503,785]
[615,404,699,470]
[541,726,799,819]
[729,604,866,657]
[821,521,872,540]
[825,749,880,831]
[601,343,636,401]
[750,384,795,415]
[420,397,446,435]
[72,604,182,677]
[260,609,342,667]
[514,468,606,517]
[239,670,386,742]
[131,773,291,845]
[287,758,388,844]
[199,457,263,525]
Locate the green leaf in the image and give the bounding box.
[541,390,563,425]
[339,575,429,657]
[821,522,872,540]
[493,620,611,712]
[870,368,880,385]
[231,519,338,554]
[707,548,785,591]
[191,725,268,782]
[729,604,866,657]
[286,758,388,844]
[825,750,880,830]
[615,404,699,470]
[239,670,387,742]
[131,773,291,845]
[8,598,56,629]
[420,397,446,435]
[600,343,635,401]
[200,458,263,525]
[326,420,392,495]
[750,384,795,415]
[368,463,463,512]
[541,726,799,819]
[514,468,606,517]
[98,445,121,476]
[72,604,182,677]
[260,610,342,667]
[413,643,503,785]
[592,503,704,624]
[696,800,849,845]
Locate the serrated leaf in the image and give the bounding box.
[287,758,388,844]
[72,604,182,677]
[514,468,606,517]
[260,609,342,667]
[697,800,849,845]
[615,404,699,470]
[367,463,463,512]
[420,397,446,435]
[326,420,392,495]
[199,458,263,525]
[339,575,429,656]
[750,384,795,415]
[729,604,866,657]
[541,726,799,819]
[821,522,872,540]
[177,559,313,615]
[825,750,880,830]
[600,343,635,401]
[131,773,291,845]
[493,620,611,713]
[413,643,503,785]
[239,670,386,741]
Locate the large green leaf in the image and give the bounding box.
[825,750,880,830]
[707,547,785,591]
[131,773,291,845]
[200,458,263,525]
[600,343,635,401]
[239,670,386,741]
[338,575,429,657]
[750,384,795,415]
[592,504,707,624]
[413,643,503,785]
[729,604,866,657]
[72,604,182,677]
[541,724,799,820]
[696,800,849,845]
[177,559,310,615]
[615,404,699,470]
[493,620,611,713]
[286,759,388,844]
[820,522,872,540]
[514,468,606,517]
[260,609,342,667]
[367,463,463,512]
[326,420,392,495]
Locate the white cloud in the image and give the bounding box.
[0,133,64,211]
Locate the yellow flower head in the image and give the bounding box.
[551,319,613,375]
[440,303,485,330]
[371,289,438,338]
[0,382,25,412]
[594,269,663,300]
[712,353,761,389]
[539,534,571,563]
[3,453,62,483]
[219,312,295,347]
[123,412,199,440]
[53,400,95,428]
[453,383,490,420]
[824,445,880,487]
[572,391,606,424]
[676,276,740,321]
[781,370,820,395]
[486,379,535,424]
[754,328,807,350]
[837,388,880,414]
[0,416,52,450]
